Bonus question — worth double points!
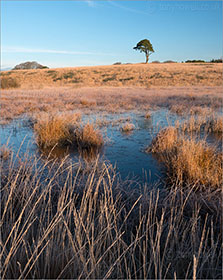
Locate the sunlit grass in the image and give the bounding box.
[1,63,222,89]
[34,114,103,153]
[75,123,104,150]
[34,113,81,148]
[147,126,222,187]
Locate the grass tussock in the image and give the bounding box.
[34,113,81,148]
[75,123,104,150]
[34,114,103,152]
[145,112,151,119]
[120,122,135,132]
[1,77,20,89]
[147,127,222,187]
[0,154,222,279]
[148,127,178,153]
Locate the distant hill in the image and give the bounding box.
[12,61,49,70]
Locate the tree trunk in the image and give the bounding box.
[145,54,149,63]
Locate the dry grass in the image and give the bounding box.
[34,113,81,148]
[147,127,222,188]
[120,122,135,132]
[1,63,222,278]
[34,114,103,153]
[75,123,104,150]
[1,86,222,123]
[1,76,20,89]
[0,145,11,160]
[179,115,223,134]
[145,112,151,119]
[1,63,222,123]
[148,127,178,154]
[0,153,222,279]
[1,63,222,89]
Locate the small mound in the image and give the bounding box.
[75,123,104,150]
[120,123,135,132]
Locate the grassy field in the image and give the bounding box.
[1,62,222,89]
[1,85,222,124]
[1,62,222,279]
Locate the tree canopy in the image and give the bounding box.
[133,39,154,63]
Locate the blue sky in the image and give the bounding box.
[1,0,222,69]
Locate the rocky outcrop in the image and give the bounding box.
[12,61,49,70]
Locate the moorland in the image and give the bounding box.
[1,62,222,279]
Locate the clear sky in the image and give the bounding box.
[1,0,222,69]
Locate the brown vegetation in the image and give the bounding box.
[1,63,222,279]
[120,122,135,132]
[1,62,222,89]
[145,112,151,119]
[0,145,11,160]
[75,123,104,150]
[1,76,20,89]
[1,86,222,123]
[1,154,222,279]
[34,113,103,152]
[179,115,223,134]
[34,113,80,148]
[147,127,222,188]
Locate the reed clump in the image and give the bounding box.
[148,126,178,153]
[120,123,135,132]
[147,127,222,187]
[75,123,104,150]
[34,113,80,148]
[1,153,222,279]
[34,113,104,153]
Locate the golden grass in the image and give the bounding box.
[148,127,178,153]
[34,113,80,148]
[75,123,104,150]
[34,113,103,152]
[1,153,222,279]
[147,127,222,187]
[1,63,222,123]
[1,63,222,89]
[173,138,222,186]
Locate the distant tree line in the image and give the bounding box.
[185,58,222,63]
[209,58,222,63]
